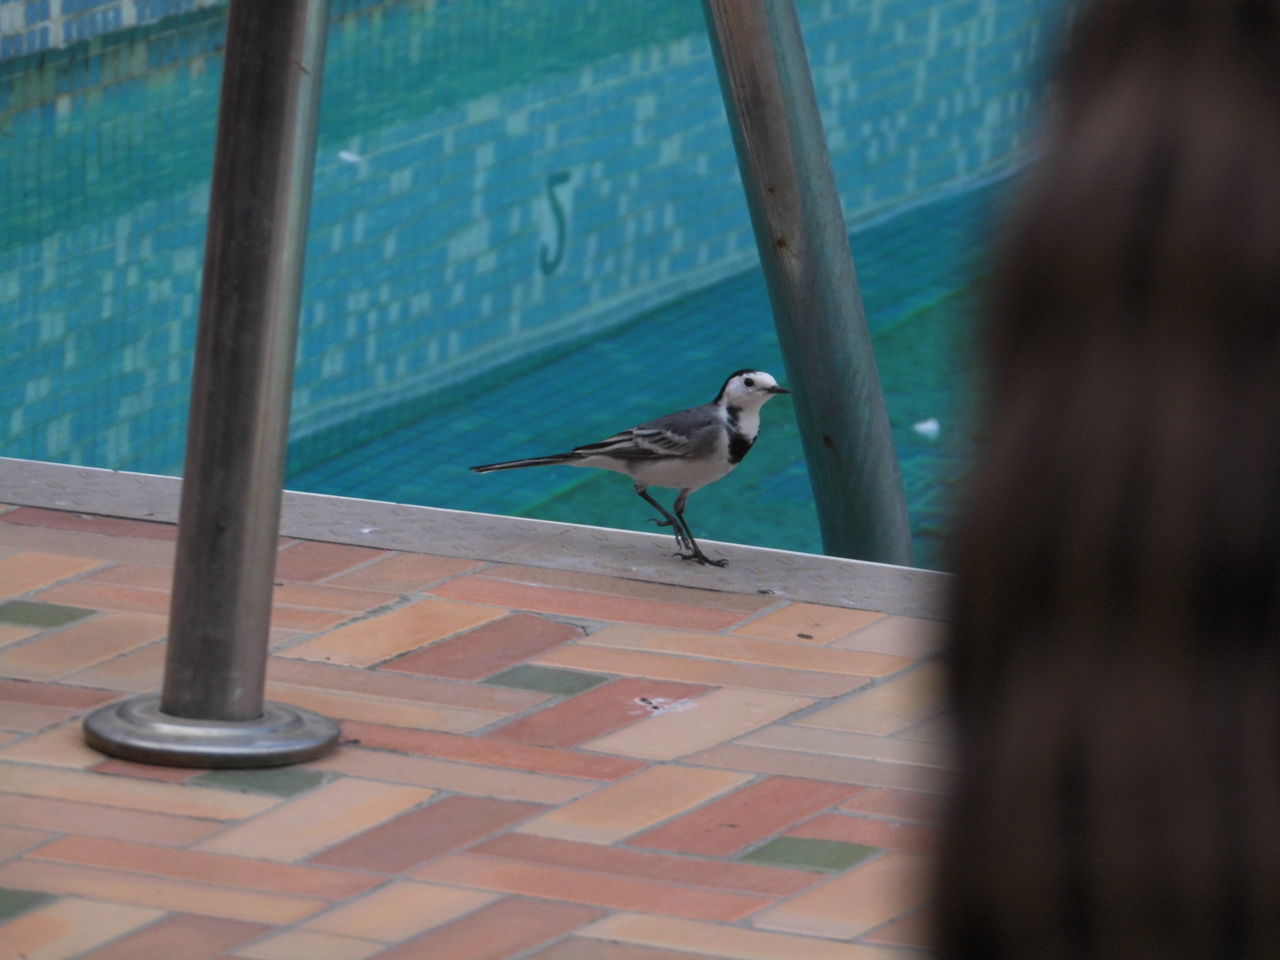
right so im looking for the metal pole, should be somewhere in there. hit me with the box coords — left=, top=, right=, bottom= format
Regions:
left=84, top=0, right=339, bottom=766
left=702, top=0, right=913, bottom=565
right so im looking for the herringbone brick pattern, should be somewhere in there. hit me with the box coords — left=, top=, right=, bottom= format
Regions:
left=0, top=503, right=949, bottom=959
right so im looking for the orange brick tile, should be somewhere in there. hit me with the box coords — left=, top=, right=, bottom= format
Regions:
left=309, top=795, right=545, bottom=872
left=62, top=641, right=166, bottom=691
left=833, top=615, right=948, bottom=657
left=628, top=777, right=861, bottom=857
left=279, top=597, right=505, bottom=667
left=578, top=913, right=914, bottom=960
left=864, top=908, right=935, bottom=949
left=268, top=606, right=352, bottom=632
left=794, top=662, right=947, bottom=736
left=0, top=721, right=105, bottom=767
left=269, top=582, right=398, bottom=611
left=325, top=551, right=484, bottom=592
left=738, top=725, right=951, bottom=770
left=74, top=913, right=272, bottom=960
left=303, top=880, right=498, bottom=943
left=83, top=562, right=173, bottom=590
left=34, top=579, right=170, bottom=615
left=533, top=645, right=868, bottom=698
left=0, top=611, right=167, bottom=681
left=584, top=625, right=914, bottom=677
left=516, top=765, right=752, bottom=844
left=1, top=507, right=178, bottom=540
left=0, top=677, right=119, bottom=708
left=477, top=564, right=776, bottom=614
left=839, top=787, right=945, bottom=823
left=0, top=521, right=177, bottom=565
left=0, top=793, right=223, bottom=846
left=488, top=677, right=710, bottom=749
left=387, top=613, right=580, bottom=680
left=267, top=657, right=545, bottom=714
left=413, top=854, right=772, bottom=921
left=372, top=896, right=603, bottom=960
left=0, top=622, right=41, bottom=648
left=0, top=765, right=280, bottom=819
left=0, top=859, right=325, bottom=924
left=34, top=836, right=383, bottom=899
left=530, top=940, right=711, bottom=960
left=685, top=743, right=949, bottom=793
left=471, top=833, right=819, bottom=898
left=751, top=851, right=931, bottom=939
left=0, top=550, right=103, bottom=597
left=306, top=745, right=596, bottom=806
left=583, top=688, right=812, bottom=760
left=195, top=778, right=434, bottom=861
left=337, top=721, right=645, bottom=781
left=787, top=812, right=938, bottom=855
left=272, top=541, right=388, bottom=582
left=264, top=682, right=501, bottom=731
left=430, top=576, right=748, bottom=631
left=0, top=823, right=51, bottom=859
left=736, top=603, right=883, bottom=645
left=233, top=928, right=383, bottom=960
left=93, top=757, right=206, bottom=783
left=0, top=699, right=76, bottom=731
left=0, top=898, right=162, bottom=960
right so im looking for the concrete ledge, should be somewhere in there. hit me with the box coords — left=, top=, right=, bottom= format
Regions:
left=0, top=457, right=952, bottom=620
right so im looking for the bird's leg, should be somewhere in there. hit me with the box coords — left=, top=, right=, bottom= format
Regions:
left=672, top=491, right=726, bottom=567
left=635, top=486, right=692, bottom=552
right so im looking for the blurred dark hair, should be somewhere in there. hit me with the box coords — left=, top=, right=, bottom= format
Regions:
left=935, top=1, right=1280, bottom=957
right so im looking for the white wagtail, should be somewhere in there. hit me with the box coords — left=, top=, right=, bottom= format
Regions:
left=470, top=369, right=789, bottom=566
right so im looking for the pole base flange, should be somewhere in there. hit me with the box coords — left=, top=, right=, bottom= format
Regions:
left=83, top=694, right=340, bottom=768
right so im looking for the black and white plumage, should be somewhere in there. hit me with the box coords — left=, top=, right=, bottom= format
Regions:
left=470, top=369, right=790, bottom=566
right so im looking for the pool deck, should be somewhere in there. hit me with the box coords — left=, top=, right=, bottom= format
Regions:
left=0, top=459, right=950, bottom=960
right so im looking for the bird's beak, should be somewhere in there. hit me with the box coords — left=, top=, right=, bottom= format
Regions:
left=768, top=385, right=790, bottom=395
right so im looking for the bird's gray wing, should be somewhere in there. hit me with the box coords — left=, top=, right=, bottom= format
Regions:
left=573, top=405, right=720, bottom=460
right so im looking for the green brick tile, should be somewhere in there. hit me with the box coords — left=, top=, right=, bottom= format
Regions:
left=0, top=886, right=56, bottom=922
left=192, top=767, right=327, bottom=797
left=481, top=664, right=608, bottom=696
left=740, top=836, right=879, bottom=873
left=0, top=600, right=95, bottom=628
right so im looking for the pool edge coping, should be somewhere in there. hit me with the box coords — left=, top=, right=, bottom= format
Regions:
left=0, top=457, right=953, bottom=621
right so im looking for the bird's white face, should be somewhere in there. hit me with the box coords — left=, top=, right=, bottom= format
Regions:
left=720, top=369, right=789, bottom=407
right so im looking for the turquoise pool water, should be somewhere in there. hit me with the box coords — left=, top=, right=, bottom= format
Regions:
left=288, top=184, right=994, bottom=570
left=2, top=0, right=1047, bottom=571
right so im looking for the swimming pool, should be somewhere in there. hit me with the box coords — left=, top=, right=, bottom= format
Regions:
left=1, top=0, right=1052, bottom=570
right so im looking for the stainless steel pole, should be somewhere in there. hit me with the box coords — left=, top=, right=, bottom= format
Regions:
left=702, top=0, right=913, bottom=565
left=84, top=0, right=339, bottom=766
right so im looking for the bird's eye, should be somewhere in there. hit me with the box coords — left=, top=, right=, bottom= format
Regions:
left=743, top=377, right=755, bottom=387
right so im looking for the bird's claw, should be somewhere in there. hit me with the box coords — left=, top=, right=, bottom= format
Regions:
left=674, top=550, right=727, bottom=567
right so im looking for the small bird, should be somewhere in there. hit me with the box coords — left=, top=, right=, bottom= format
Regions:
left=470, top=369, right=790, bottom=566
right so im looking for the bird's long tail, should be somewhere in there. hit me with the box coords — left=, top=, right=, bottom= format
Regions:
left=469, top=452, right=581, bottom=473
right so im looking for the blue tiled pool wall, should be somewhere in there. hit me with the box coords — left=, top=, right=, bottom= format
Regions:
left=1, top=0, right=1058, bottom=478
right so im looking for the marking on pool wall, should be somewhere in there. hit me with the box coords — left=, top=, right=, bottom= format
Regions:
left=540, top=170, right=572, bottom=276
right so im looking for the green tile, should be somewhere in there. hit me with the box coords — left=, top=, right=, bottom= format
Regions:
left=740, top=836, right=879, bottom=873
left=0, top=886, right=56, bottom=921
left=481, top=665, right=608, bottom=696
left=0, top=600, right=94, bottom=628
left=192, top=768, right=326, bottom=797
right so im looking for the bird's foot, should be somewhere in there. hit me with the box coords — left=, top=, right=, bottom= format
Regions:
left=674, top=549, right=727, bottom=567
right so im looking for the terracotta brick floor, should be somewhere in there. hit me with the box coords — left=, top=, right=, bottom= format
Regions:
left=0, top=502, right=949, bottom=960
